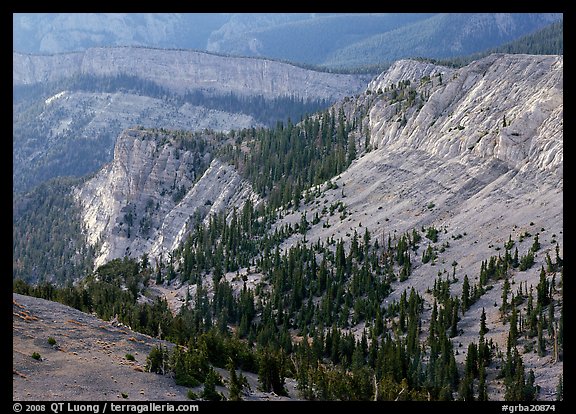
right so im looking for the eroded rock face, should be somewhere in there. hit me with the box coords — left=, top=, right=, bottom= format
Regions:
left=13, top=47, right=369, bottom=101
left=272, top=55, right=562, bottom=398
left=367, top=59, right=455, bottom=92
left=368, top=54, right=562, bottom=177
left=74, top=128, right=260, bottom=267
left=13, top=47, right=369, bottom=193
left=13, top=90, right=260, bottom=193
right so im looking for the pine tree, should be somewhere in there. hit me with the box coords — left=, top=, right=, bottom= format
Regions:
left=155, top=261, right=163, bottom=285
left=537, top=314, right=545, bottom=357
left=536, top=266, right=550, bottom=307
left=477, top=361, right=488, bottom=401
left=501, top=278, right=510, bottom=317
left=461, top=275, right=470, bottom=313
left=465, top=342, right=479, bottom=379
left=508, top=305, right=518, bottom=348
left=512, top=247, right=519, bottom=268
left=450, top=300, right=459, bottom=338
left=227, top=359, right=242, bottom=401
left=202, top=368, right=223, bottom=401
left=531, top=233, right=540, bottom=252
left=523, top=370, right=537, bottom=401
left=458, top=374, right=474, bottom=401
left=479, top=307, right=488, bottom=339
left=258, top=348, right=286, bottom=395
left=146, top=345, right=168, bottom=374
left=347, top=135, right=357, bottom=165
left=555, top=244, right=563, bottom=268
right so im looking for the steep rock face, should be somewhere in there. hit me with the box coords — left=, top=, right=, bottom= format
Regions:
left=367, top=59, right=454, bottom=91
left=13, top=90, right=259, bottom=193
left=368, top=54, right=562, bottom=177
left=74, top=128, right=260, bottom=267
left=281, top=54, right=562, bottom=286
left=13, top=47, right=369, bottom=101
left=13, top=51, right=84, bottom=85
left=273, top=54, right=562, bottom=398
left=37, top=91, right=259, bottom=138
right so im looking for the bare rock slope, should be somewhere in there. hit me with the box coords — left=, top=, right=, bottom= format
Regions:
left=272, top=54, right=562, bottom=399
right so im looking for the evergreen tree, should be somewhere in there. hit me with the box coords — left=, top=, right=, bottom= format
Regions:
left=536, top=266, right=550, bottom=307
left=523, top=370, right=537, bottom=401
left=537, top=314, right=545, bottom=357
left=477, top=361, right=488, bottom=401
left=348, top=135, right=357, bottom=164
left=465, top=342, right=479, bottom=379
left=508, top=305, right=518, bottom=348
left=227, top=359, right=242, bottom=401
left=479, top=307, right=488, bottom=339
left=202, top=368, right=223, bottom=401
left=531, top=233, right=540, bottom=252
left=501, top=278, right=510, bottom=317
left=461, top=275, right=470, bottom=313
left=146, top=345, right=168, bottom=375
left=458, top=374, right=474, bottom=401
left=258, top=347, right=286, bottom=395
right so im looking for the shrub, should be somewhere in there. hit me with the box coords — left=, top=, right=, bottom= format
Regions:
left=126, top=354, right=135, bottom=361
left=32, top=352, right=41, bottom=360
left=47, top=337, right=56, bottom=346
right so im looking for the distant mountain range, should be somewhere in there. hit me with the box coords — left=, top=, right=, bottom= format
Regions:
left=13, top=13, right=562, bottom=70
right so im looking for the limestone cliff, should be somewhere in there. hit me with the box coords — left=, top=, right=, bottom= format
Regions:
left=74, top=128, right=260, bottom=267
left=367, top=54, right=562, bottom=176
left=273, top=53, right=562, bottom=398
left=13, top=47, right=369, bottom=101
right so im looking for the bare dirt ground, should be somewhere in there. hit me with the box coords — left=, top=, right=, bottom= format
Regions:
left=13, top=293, right=190, bottom=401
left=13, top=293, right=298, bottom=401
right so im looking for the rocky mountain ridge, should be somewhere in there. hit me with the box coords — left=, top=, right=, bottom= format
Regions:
left=14, top=52, right=563, bottom=401
left=14, top=13, right=561, bottom=70
left=366, top=54, right=562, bottom=175
left=74, top=52, right=562, bottom=286
left=74, top=127, right=261, bottom=268
left=13, top=46, right=369, bottom=194
left=265, top=53, right=562, bottom=399
left=13, top=47, right=369, bottom=101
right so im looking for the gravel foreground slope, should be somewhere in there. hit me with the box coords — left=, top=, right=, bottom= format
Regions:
left=13, top=293, right=298, bottom=401
left=13, top=293, right=190, bottom=401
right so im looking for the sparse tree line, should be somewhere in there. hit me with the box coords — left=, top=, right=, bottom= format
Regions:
left=13, top=67, right=563, bottom=401
left=219, top=107, right=361, bottom=213
left=14, top=206, right=563, bottom=400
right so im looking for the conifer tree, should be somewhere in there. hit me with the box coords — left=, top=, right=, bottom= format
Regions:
left=461, top=275, right=470, bottom=313
left=227, top=359, right=242, bottom=401
left=458, top=374, right=474, bottom=401
left=536, top=266, right=550, bottom=307
left=531, top=233, right=540, bottom=252
left=477, top=361, right=488, bottom=401
left=508, top=305, right=518, bottom=348
left=479, top=307, right=488, bottom=339
left=202, top=368, right=223, bottom=401
left=501, top=278, right=510, bottom=317
left=537, top=314, right=545, bottom=357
